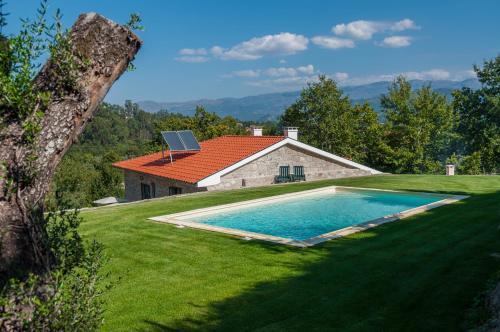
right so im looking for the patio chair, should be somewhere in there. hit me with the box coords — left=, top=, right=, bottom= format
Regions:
left=292, top=166, right=306, bottom=181
left=275, top=166, right=292, bottom=183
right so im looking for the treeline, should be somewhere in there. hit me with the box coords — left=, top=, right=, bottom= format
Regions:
left=282, top=55, right=499, bottom=175
left=50, top=55, right=499, bottom=208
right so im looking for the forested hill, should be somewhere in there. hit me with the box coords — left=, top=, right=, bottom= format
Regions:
left=137, top=79, right=479, bottom=121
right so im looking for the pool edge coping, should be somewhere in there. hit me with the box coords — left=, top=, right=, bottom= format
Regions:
left=148, top=186, right=469, bottom=248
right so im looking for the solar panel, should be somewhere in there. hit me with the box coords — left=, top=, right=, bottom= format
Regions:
left=161, top=131, right=185, bottom=151
left=178, top=130, right=201, bottom=151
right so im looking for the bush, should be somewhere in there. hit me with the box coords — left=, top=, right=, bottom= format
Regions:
left=0, top=210, right=108, bottom=331
left=459, top=152, right=483, bottom=175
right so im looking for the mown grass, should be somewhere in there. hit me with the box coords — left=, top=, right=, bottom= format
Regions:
left=79, top=175, right=500, bottom=331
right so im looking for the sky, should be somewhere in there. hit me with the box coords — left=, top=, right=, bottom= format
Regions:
left=3, top=0, right=500, bottom=104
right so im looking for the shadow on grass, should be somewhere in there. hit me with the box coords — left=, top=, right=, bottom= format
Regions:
left=141, top=191, right=500, bottom=331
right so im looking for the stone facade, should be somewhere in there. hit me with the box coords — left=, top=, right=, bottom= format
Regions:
left=207, top=144, right=371, bottom=191
left=123, top=143, right=372, bottom=201
left=123, top=170, right=203, bottom=201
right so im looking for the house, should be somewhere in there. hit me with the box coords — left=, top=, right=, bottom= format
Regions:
left=112, top=127, right=381, bottom=201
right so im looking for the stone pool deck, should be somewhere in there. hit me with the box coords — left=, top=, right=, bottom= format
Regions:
left=149, top=186, right=469, bottom=247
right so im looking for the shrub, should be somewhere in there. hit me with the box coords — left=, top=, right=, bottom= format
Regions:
left=459, top=152, right=483, bottom=175
left=0, top=210, right=109, bottom=331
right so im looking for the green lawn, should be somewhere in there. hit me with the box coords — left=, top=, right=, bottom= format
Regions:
left=80, top=175, right=500, bottom=331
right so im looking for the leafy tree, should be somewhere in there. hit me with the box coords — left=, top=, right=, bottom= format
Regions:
left=192, top=105, right=246, bottom=139
left=152, top=105, right=246, bottom=144
left=281, top=75, right=382, bottom=164
left=380, top=76, right=455, bottom=173
left=351, top=102, right=385, bottom=167
left=453, top=55, right=500, bottom=173
left=90, top=151, right=124, bottom=200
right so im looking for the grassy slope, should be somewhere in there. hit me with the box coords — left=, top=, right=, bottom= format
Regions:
left=79, top=175, right=500, bottom=331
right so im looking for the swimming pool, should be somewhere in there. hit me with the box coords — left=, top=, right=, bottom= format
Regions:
left=150, top=187, right=466, bottom=247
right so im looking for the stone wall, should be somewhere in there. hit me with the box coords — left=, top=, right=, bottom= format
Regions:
left=123, top=170, right=203, bottom=201
left=207, top=144, right=371, bottom=191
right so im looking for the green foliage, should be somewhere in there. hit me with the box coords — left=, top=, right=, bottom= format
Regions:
left=153, top=105, right=246, bottom=143
left=45, top=209, right=85, bottom=272
left=453, top=55, right=500, bottom=173
left=1, top=210, right=108, bottom=331
left=0, top=0, right=81, bottom=143
left=459, top=151, right=483, bottom=175
left=379, top=76, right=456, bottom=173
left=125, top=13, right=144, bottom=31
left=281, top=75, right=382, bottom=164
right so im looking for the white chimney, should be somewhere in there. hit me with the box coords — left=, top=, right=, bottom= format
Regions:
left=251, top=126, right=263, bottom=136
left=283, top=127, right=298, bottom=140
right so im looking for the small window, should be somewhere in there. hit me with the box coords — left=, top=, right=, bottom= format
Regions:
left=151, top=182, right=156, bottom=198
left=141, top=183, right=151, bottom=200
left=169, top=186, right=182, bottom=196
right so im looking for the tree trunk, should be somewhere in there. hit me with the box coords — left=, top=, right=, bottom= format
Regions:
left=0, top=13, right=141, bottom=279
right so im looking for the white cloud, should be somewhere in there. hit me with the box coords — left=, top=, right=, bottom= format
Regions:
left=404, top=69, right=451, bottom=80
left=178, top=48, right=207, bottom=55
left=264, top=64, right=315, bottom=77
left=339, top=68, right=475, bottom=86
left=265, top=67, right=297, bottom=77
left=227, top=64, right=315, bottom=79
left=279, top=59, right=287, bottom=64
left=333, top=72, right=349, bottom=81
left=333, top=20, right=382, bottom=40
left=391, top=18, right=418, bottom=31
left=311, top=36, right=355, bottom=49
left=174, top=56, right=210, bottom=63
left=378, top=36, right=412, bottom=48
left=454, top=70, right=477, bottom=80
left=333, top=19, right=419, bottom=40
left=211, top=32, right=309, bottom=60
left=247, top=75, right=319, bottom=89
left=226, top=64, right=318, bottom=90
left=231, top=69, right=261, bottom=78
left=297, top=64, right=315, bottom=75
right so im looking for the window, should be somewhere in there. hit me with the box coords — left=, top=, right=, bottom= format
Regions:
left=141, top=183, right=151, bottom=200
left=169, top=186, right=182, bottom=196
left=151, top=182, right=156, bottom=198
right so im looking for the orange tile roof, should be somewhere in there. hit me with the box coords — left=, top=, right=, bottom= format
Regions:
left=113, top=135, right=285, bottom=184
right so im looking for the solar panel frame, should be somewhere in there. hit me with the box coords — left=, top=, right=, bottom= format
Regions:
left=161, top=131, right=185, bottom=151
left=178, top=130, right=201, bottom=151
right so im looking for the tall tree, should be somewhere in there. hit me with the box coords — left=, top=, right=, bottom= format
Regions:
left=380, top=76, right=455, bottom=173
left=0, top=12, right=141, bottom=278
left=281, top=75, right=381, bottom=164
left=453, top=55, right=500, bottom=173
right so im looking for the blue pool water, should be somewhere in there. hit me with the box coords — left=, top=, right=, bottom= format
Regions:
left=194, top=189, right=443, bottom=241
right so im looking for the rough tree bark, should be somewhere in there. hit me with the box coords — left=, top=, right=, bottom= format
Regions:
left=0, top=13, right=141, bottom=279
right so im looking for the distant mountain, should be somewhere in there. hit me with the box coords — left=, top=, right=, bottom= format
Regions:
left=137, top=79, right=480, bottom=121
